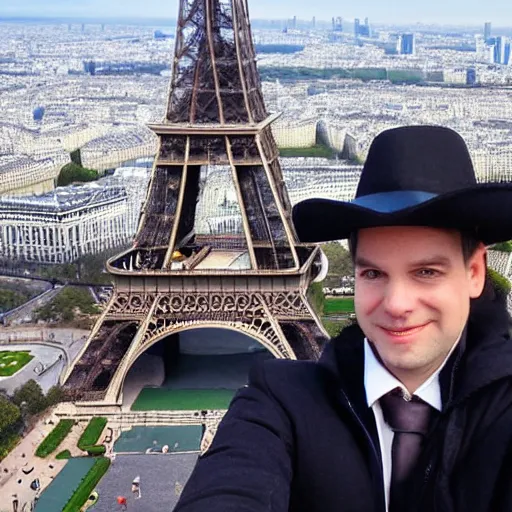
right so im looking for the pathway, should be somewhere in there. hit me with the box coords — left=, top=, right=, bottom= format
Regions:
left=0, top=412, right=66, bottom=511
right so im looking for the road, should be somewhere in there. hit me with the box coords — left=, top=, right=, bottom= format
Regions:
left=0, top=327, right=90, bottom=394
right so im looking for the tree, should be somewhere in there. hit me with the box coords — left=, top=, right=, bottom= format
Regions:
left=0, top=395, right=21, bottom=462
left=491, top=241, right=512, bottom=253
left=0, top=396, right=21, bottom=436
left=45, top=386, right=64, bottom=407
left=35, top=286, right=99, bottom=324
left=321, top=242, right=354, bottom=286
left=307, top=282, right=325, bottom=316
left=70, top=148, right=83, bottom=166
left=488, top=268, right=512, bottom=298
left=12, top=380, right=46, bottom=416
left=57, top=162, right=98, bottom=187
left=0, top=289, right=31, bottom=313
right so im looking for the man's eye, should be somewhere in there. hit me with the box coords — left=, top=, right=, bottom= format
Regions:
left=418, top=269, right=438, bottom=277
left=361, top=269, right=380, bottom=279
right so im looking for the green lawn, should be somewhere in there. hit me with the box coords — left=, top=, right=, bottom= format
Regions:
left=36, top=419, right=74, bottom=458
left=132, top=388, right=235, bottom=411
left=0, top=351, right=34, bottom=377
left=279, top=144, right=337, bottom=159
left=324, top=297, right=355, bottom=315
left=77, top=417, right=107, bottom=451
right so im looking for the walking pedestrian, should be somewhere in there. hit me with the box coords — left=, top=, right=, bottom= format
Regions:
left=117, top=495, right=127, bottom=510
left=132, top=475, right=141, bottom=499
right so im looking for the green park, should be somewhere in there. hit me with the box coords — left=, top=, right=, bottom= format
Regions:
left=0, top=351, right=34, bottom=377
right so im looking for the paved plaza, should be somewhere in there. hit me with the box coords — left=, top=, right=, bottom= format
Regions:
left=95, top=453, right=198, bottom=512
left=0, top=327, right=89, bottom=394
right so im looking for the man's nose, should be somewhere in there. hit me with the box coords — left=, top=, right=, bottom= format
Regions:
left=382, top=279, right=413, bottom=317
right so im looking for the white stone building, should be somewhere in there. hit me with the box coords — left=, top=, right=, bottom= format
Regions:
left=80, top=127, right=157, bottom=172
left=0, top=155, right=68, bottom=196
left=0, top=182, right=129, bottom=263
left=472, top=144, right=512, bottom=183
left=271, top=117, right=318, bottom=148
left=108, top=166, right=152, bottom=235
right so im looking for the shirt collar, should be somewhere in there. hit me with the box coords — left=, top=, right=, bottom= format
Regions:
left=364, top=331, right=463, bottom=411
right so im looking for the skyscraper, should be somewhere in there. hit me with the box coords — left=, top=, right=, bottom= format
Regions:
left=484, top=22, right=492, bottom=43
left=494, top=36, right=510, bottom=65
left=354, top=17, right=371, bottom=38
left=333, top=17, right=343, bottom=32
left=364, top=17, right=372, bottom=37
left=399, top=33, right=415, bottom=55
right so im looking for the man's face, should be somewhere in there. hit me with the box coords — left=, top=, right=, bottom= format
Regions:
left=354, top=226, right=486, bottom=388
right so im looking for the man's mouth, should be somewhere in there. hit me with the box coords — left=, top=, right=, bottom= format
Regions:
left=381, top=323, right=430, bottom=337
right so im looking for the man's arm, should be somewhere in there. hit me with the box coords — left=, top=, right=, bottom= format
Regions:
left=174, top=361, right=294, bottom=512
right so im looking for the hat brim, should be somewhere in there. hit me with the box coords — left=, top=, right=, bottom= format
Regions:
left=292, top=183, right=512, bottom=245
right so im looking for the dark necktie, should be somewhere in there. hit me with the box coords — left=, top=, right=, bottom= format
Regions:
left=380, top=388, right=436, bottom=511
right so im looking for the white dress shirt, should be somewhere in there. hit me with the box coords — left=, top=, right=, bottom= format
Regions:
left=364, top=338, right=458, bottom=510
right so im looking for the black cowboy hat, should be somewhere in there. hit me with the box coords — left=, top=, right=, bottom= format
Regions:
left=292, top=125, right=512, bottom=245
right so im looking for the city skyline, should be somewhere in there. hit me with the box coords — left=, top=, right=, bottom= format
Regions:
left=1, top=0, right=512, bottom=26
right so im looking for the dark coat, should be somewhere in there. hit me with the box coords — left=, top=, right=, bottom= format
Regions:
left=175, top=297, right=512, bottom=512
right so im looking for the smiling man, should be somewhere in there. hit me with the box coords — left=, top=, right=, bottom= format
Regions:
left=353, top=225, right=485, bottom=394
left=175, top=126, right=512, bottom=512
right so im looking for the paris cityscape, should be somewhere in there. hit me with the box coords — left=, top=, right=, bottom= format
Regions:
left=1, top=0, right=512, bottom=510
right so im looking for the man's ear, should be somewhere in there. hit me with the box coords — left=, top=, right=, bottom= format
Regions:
left=468, top=244, right=487, bottom=299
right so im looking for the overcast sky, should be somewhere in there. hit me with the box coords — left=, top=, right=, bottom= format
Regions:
left=1, top=0, right=511, bottom=26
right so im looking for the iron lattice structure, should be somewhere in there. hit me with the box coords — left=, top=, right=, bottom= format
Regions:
left=62, top=0, right=327, bottom=404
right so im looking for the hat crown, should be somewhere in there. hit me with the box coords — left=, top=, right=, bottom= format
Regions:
left=357, top=126, right=477, bottom=198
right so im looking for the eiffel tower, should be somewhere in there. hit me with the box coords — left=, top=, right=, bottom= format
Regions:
left=62, top=0, right=327, bottom=404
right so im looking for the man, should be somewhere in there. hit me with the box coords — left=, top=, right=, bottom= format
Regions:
left=174, top=126, right=512, bottom=511
left=132, top=475, right=141, bottom=499
left=117, top=495, right=128, bottom=511
left=12, top=494, right=19, bottom=512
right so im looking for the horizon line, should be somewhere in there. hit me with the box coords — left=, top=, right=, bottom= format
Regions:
left=0, top=14, right=507, bottom=29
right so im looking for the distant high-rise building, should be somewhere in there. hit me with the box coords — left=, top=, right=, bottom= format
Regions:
left=494, top=36, right=510, bottom=65
left=333, top=17, right=343, bottom=32
left=81, top=23, right=85, bottom=32
left=399, top=33, right=415, bottom=55
left=354, top=17, right=371, bottom=38
left=293, top=15, right=297, bottom=30
left=312, top=16, right=316, bottom=29
left=484, top=22, right=492, bottom=43
left=365, top=18, right=372, bottom=37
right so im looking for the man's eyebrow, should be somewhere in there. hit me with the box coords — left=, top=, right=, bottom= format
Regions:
left=354, top=255, right=453, bottom=268
left=354, top=256, right=378, bottom=268
left=410, top=256, right=453, bottom=268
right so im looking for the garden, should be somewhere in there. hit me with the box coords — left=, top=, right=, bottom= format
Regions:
left=0, top=351, right=34, bottom=377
